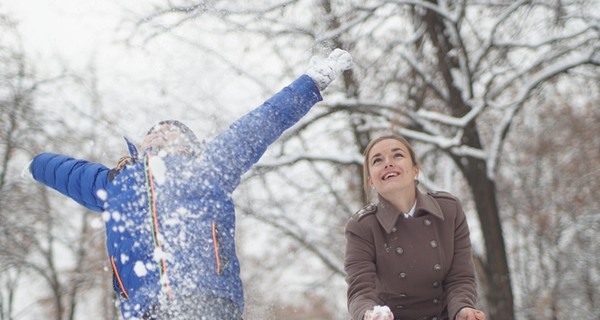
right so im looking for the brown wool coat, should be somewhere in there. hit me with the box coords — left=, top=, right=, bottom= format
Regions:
left=345, top=189, right=477, bottom=320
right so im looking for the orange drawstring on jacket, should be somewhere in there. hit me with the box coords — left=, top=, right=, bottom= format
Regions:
left=144, top=154, right=173, bottom=298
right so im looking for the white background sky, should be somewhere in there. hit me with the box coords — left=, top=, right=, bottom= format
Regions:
left=5, top=0, right=269, bottom=144
left=7, top=0, right=122, bottom=69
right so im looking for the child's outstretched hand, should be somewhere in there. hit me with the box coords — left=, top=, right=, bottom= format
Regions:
left=306, top=48, right=353, bottom=90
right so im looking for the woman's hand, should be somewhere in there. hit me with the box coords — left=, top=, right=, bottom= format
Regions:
left=364, top=305, right=393, bottom=320
left=455, top=307, right=486, bottom=320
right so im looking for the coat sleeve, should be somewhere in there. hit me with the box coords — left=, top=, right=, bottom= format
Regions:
left=30, top=152, right=110, bottom=212
left=443, top=198, right=478, bottom=319
left=203, top=75, right=322, bottom=193
left=345, top=217, right=378, bottom=320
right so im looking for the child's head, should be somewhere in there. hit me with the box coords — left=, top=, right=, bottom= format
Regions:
left=141, top=120, right=201, bottom=156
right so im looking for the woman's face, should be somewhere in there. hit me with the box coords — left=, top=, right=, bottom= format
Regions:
left=367, top=138, right=419, bottom=196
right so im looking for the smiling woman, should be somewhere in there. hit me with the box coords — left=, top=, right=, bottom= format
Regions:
left=345, top=134, right=486, bottom=320
left=363, top=135, right=420, bottom=214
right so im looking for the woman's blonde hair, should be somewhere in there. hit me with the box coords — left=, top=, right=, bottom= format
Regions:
left=362, top=134, right=420, bottom=201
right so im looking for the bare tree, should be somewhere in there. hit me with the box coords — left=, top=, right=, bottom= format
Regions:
left=0, top=12, right=47, bottom=320
left=0, top=12, right=124, bottom=319
left=122, top=1, right=599, bottom=319
left=500, top=87, right=600, bottom=319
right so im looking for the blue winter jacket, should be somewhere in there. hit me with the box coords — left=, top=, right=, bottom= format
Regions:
left=30, top=75, right=322, bottom=319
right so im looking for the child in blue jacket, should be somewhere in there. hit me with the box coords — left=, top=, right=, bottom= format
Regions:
left=30, top=49, right=352, bottom=320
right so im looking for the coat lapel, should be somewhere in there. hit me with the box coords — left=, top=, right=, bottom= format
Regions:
left=375, top=189, right=445, bottom=233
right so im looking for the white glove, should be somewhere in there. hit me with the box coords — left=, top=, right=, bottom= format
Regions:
left=306, top=48, right=353, bottom=90
left=364, top=305, right=393, bottom=320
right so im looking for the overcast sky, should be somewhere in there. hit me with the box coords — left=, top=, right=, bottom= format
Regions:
left=7, top=0, right=121, bottom=66
left=5, top=0, right=268, bottom=144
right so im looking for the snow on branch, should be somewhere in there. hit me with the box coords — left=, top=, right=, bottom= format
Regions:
left=494, top=48, right=598, bottom=108
left=359, top=123, right=488, bottom=160
left=488, top=36, right=598, bottom=100
left=326, top=99, right=408, bottom=114
left=274, top=100, right=403, bottom=144
left=492, top=26, right=596, bottom=49
left=487, top=47, right=598, bottom=179
left=398, top=127, right=487, bottom=159
left=255, top=152, right=363, bottom=169
left=415, top=101, right=484, bottom=127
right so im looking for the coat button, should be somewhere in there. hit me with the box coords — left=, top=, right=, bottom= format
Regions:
left=429, top=240, right=438, bottom=248
left=433, top=263, right=441, bottom=271
left=398, top=272, right=407, bottom=279
left=395, top=247, right=404, bottom=255
left=432, top=281, right=440, bottom=288
left=432, top=298, right=440, bottom=304
left=392, top=227, right=397, bottom=232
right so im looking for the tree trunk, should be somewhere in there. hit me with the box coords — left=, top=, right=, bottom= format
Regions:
left=422, top=2, right=515, bottom=318
left=464, top=157, right=515, bottom=320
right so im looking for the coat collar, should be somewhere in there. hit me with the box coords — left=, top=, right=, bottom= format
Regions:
left=375, top=189, right=445, bottom=233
